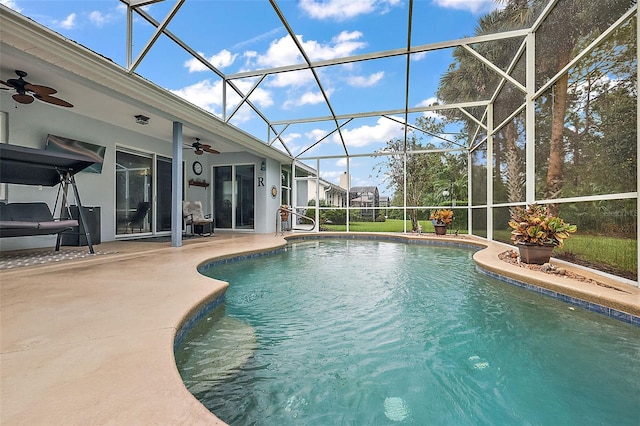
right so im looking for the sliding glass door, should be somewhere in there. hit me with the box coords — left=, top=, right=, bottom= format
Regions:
left=236, top=164, right=255, bottom=229
left=116, top=149, right=152, bottom=235
left=214, top=164, right=254, bottom=230
left=115, top=149, right=174, bottom=236
left=156, top=156, right=173, bottom=232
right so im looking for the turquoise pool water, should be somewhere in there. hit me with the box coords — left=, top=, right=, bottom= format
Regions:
left=175, top=240, right=640, bottom=425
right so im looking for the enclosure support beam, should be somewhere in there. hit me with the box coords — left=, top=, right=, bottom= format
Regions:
left=346, top=158, right=351, bottom=232
left=486, top=104, right=494, bottom=241
left=467, top=150, right=473, bottom=235
left=525, top=32, right=536, bottom=204
left=636, top=9, right=640, bottom=286
left=402, top=153, right=407, bottom=234
left=171, top=121, right=183, bottom=248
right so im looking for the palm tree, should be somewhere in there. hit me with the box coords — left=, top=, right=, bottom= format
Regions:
left=439, top=0, right=634, bottom=213
left=437, top=3, right=526, bottom=206
left=496, top=0, right=634, bottom=211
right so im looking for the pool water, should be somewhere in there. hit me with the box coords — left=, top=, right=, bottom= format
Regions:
left=175, top=240, right=640, bottom=425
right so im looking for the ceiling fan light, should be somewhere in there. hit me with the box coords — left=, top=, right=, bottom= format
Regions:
left=135, top=114, right=150, bottom=125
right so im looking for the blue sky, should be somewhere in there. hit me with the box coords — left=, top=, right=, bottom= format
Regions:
left=2, top=0, right=501, bottom=189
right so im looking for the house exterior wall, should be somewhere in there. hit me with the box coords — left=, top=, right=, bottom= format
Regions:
left=0, top=96, right=280, bottom=251
left=306, top=180, right=347, bottom=207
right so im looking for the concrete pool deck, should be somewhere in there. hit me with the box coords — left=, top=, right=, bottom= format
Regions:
left=1, top=233, right=638, bottom=424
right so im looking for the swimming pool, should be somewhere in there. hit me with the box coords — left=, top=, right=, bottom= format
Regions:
left=175, top=239, right=640, bottom=425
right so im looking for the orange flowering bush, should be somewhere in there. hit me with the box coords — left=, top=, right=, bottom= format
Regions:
left=430, top=209, right=454, bottom=226
left=508, top=204, right=577, bottom=248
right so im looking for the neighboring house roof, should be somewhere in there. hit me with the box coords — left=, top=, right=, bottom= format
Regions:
left=350, top=186, right=378, bottom=194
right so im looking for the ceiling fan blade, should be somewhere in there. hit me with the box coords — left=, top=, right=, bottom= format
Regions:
left=25, top=83, right=57, bottom=96
left=12, top=93, right=34, bottom=104
left=194, top=149, right=204, bottom=155
left=35, top=94, right=73, bottom=108
left=203, top=146, right=220, bottom=154
left=0, top=80, right=12, bottom=90
left=199, top=143, right=220, bottom=154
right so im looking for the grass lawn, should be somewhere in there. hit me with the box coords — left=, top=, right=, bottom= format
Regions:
left=323, top=219, right=467, bottom=233
left=555, top=234, right=637, bottom=279
left=493, top=230, right=636, bottom=280
left=324, top=224, right=637, bottom=279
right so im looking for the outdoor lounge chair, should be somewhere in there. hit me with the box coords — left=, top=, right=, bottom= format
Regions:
left=182, top=200, right=214, bottom=236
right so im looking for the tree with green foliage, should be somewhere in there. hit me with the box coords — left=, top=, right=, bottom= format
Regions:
left=439, top=0, right=634, bottom=214
left=497, top=0, right=634, bottom=211
left=561, top=16, right=637, bottom=197
left=437, top=1, right=526, bottom=207
left=376, top=116, right=467, bottom=231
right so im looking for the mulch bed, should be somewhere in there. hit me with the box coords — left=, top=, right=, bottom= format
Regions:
left=498, top=249, right=630, bottom=293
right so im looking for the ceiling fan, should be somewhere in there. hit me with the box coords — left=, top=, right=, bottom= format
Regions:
left=186, top=138, right=219, bottom=155
left=0, top=70, right=73, bottom=108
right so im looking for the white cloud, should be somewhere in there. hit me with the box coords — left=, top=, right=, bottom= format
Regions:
left=336, top=158, right=347, bottom=167
left=279, top=132, right=303, bottom=153
left=416, top=96, right=445, bottom=119
left=284, top=90, right=328, bottom=109
left=171, top=79, right=223, bottom=115
left=209, top=50, right=237, bottom=69
left=256, top=34, right=303, bottom=68
left=232, top=27, right=284, bottom=50
left=334, top=116, right=406, bottom=148
left=316, top=31, right=367, bottom=60
left=306, top=128, right=331, bottom=141
left=352, top=174, right=376, bottom=187
left=320, top=169, right=346, bottom=183
left=54, top=13, right=76, bottom=30
left=348, top=71, right=384, bottom=88
left=269, top=69, right=315, bottom=88
left=411, top=51, right=428, bottom=61
left=250, top=31, right=366, bottom=90
left=233, top=79, right=273, bottom=109
left=433, top=0, right=501, bottom=14
left=416, top=97, right=439, bottom=108
left=88, top=10, right=115, bottom=27
left=185, top=49, right=238, bottom=72
left=171, top=77, right=273, bottom=123
left=281, top=132, right=302, bottom=145
left=243, top=51, right=258, bottom=60
left=255, top=31, right=366, bottom=69
left=299, top=0, right=401, bottom=20
left=0, top=0, right=21, bottom=12
left=287, top=128, right=333, bottom=156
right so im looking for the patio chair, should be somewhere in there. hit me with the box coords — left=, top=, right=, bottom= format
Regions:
left=182, top=200, right=214, bottom=236
left=123, top=201, right=150, bottom=233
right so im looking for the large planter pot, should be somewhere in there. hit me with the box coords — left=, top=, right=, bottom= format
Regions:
left=434, top=224, right=447, bottom=235
left=517, top=243, right=554, bottom=265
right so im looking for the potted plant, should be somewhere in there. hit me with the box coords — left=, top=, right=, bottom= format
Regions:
left=279, top=205, right=290, bottom=222
left=508, top=204, right=577, bottom=264
left=430, top=209, right=453, bottom=235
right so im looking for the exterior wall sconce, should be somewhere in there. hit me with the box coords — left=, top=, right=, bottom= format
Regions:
left=260, top=160, right=266, bottom=171
left=135, top=114, right=150, bottom=125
